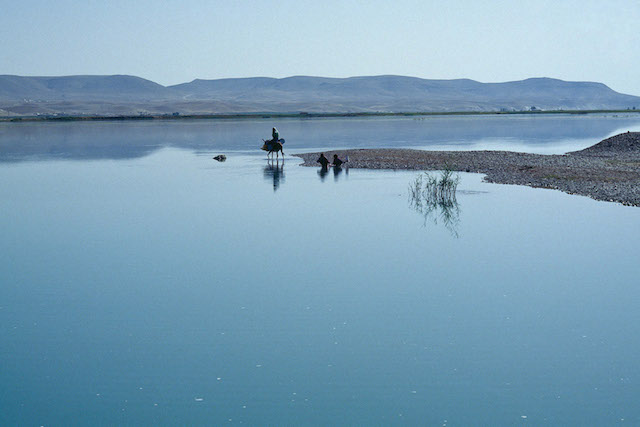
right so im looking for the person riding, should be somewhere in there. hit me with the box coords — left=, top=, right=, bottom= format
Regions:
left=263, top=127, right=280, bottom=152
left=332, top=154, right=344, bottom=167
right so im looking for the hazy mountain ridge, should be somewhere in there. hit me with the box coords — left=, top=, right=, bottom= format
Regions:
left=1, top=74, right=639, bottom=116
left=0, top=75, right=170, bottom=101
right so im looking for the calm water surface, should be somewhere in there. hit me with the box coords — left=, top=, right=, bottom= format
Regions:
left=1, top=115, right=640, bottom=425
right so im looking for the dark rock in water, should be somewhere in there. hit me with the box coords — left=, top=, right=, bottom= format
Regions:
left=213, top=155, right=227, bottom=162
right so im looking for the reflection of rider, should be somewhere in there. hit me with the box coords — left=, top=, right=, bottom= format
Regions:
left=264, top=159, right=285, bottom=191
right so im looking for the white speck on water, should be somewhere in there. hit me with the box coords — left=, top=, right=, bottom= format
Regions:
left=256, top=364, right=262, bottom=368
left=582, top=335, right=587, bottom=338
left=195, top=397, right=204, bottom=402
left=217, top=377, right=222, bottom=381
left=139, top=387, right=143, bottom=390
left=411, top=390, right=417, bottom=394
left=96, top=393, right=100, bottom=397
left=334, top=341, right=338, bottom=344
left=154, top=403, right=158, bottom=406
left=242, top=405, right=246, bottom=409
left=521, top=415, right=527, bottom=419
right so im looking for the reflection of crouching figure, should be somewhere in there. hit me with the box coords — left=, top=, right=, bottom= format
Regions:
left=317, top=153, right=329, bottom=168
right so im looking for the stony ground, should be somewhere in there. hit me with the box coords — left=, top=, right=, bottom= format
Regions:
left=294, top=131, right=640, bottom=206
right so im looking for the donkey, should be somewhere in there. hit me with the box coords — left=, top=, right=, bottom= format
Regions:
left=261, top=140, right=285, bottom=159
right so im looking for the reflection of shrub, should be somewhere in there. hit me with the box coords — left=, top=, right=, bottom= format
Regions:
left=409, top=169, right=461, bottom=237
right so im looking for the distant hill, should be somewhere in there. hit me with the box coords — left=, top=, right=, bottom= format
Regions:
left=0, top=75, right=168, bottom=101
left=1, top=74, right=639, bottom=116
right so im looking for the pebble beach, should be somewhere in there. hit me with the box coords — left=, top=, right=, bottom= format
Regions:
left=295, top=131, right=640, bottom=206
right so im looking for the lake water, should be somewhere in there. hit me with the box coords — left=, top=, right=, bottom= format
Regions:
left=2, top=114, right=640, bottom=425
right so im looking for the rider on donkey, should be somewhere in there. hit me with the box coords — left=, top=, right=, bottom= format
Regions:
left=262, top=127, right=285, bottom=159
left=265, top=127, right=280, bottom=151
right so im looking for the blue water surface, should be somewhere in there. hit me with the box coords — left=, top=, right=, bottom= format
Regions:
left=1, top=114, right=640, bottom=425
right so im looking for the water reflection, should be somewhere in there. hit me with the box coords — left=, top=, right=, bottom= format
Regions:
left=264, top=159, right=285, bottom=191
left=316, top=165, right=349, bottom=182
left=412, top=198, right=461, bottom=237
left=408, top=175, right=462, bottom=237
left=318, top=165, right=329, bottom=181
left=333, top=165, right=349, bottom=181
left=2, top=113, right=640, bottom=162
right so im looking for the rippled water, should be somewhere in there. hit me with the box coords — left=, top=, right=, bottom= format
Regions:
left=1, top=114, right=640, bottom=425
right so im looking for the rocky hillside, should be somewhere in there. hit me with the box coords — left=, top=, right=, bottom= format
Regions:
left=1, top=74, right=640, bottom=116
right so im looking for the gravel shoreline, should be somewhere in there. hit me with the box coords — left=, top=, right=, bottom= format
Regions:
left=294, top=132, right=640, bottom=206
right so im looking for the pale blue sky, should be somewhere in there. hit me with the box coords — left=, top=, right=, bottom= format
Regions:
left=2, top=0, right=639, bottom=95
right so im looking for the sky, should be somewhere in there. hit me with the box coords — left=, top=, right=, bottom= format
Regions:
left=2, top=0, right=640, bottom=95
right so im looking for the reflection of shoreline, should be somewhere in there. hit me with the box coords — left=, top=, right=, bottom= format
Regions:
left=2, top=115, right=640, bottom=163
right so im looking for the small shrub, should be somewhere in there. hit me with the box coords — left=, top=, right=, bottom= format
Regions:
left=408, top=168, right=461, bottom=237
left=419, top=168, right=460, bottom=204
